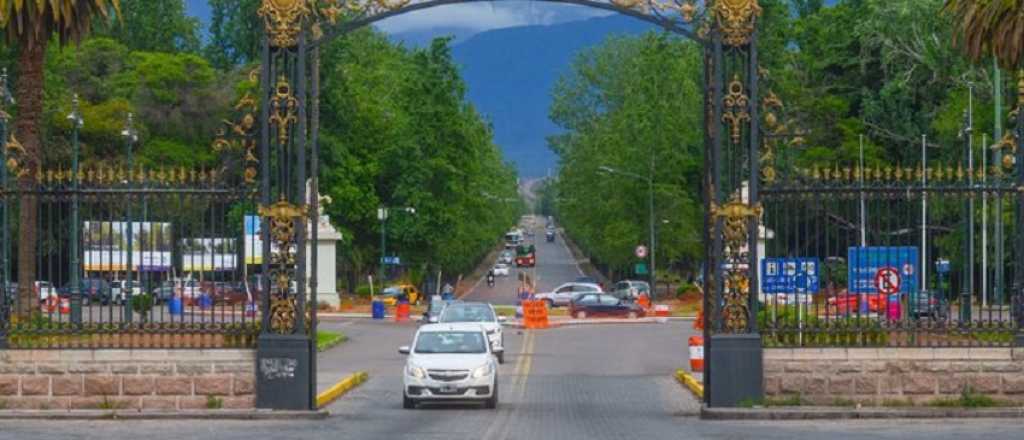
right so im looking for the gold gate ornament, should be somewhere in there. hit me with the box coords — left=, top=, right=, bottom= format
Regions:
left=713, top=0, right=761, bottom=47
left=259, top=0, right=311, bottom=48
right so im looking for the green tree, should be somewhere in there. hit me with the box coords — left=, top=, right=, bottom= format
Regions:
left=0, top=0, right=120, bottom=318
left=204, top=0, right=262, bottom=69
left=92, top=0, right=200, bottom=53
left=944, top=0, right=1024, bottom=69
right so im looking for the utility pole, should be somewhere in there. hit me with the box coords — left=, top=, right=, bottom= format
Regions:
left=982, top=133, right=987, bottom=309
left=860, top=134, right=867, bottom=247
left=649, top=149, right=657, bottom=301
left=68, top=96, right=84, bottom=324
left=993, top=60, right=1005, bottom=305
left=921, top=134, right=927, bottom=294
left=0, top=69, right=12, bottom=348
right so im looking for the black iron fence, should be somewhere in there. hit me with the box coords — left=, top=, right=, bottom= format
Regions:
left=0, top=172, right=261, bottom=349
left=759, top=164, right=1023, bottom=347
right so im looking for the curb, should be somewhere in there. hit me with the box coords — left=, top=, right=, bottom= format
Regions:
left=675, top=369, right=704, bottom=400
left=316, top=371, right=369, bottom=408
left=0, top=409, right=329, bottom=420
left=700, top=406, right=1024, bottom=420
left=316, top=332, right=348, bottom=352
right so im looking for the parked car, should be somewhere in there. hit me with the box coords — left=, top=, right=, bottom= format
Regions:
left=611, top=280, right=650, bottom=300
left=399, top=323, right=500, bottom=409
left=492, top=263, right=510, bottom=277
left=110, top=280, right=143, bottom=305
left=437, top=302, right=507, bottom=363
left=153, top=279, right=202, bottom=304
left=826, top=292, right=887, bottom=315
left=34, top=281, right=57, bottom=302
left=569, top=293, right=645, bottom=320
left=380, top=284, right=422, bottom=306
left=533, top=282, right=603, bottom=308
left=203, top=281, right=248, bottom=305
left=909, top=290, right=947, bottom=320
left=575, top=276, right=605, bottom=291
left=58, top=278, right=112, bottom=305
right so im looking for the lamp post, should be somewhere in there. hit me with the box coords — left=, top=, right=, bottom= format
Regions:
left=121, top=113, right=138, bottom=321
left=68, top=95, right=84, bottom=324
left=0, top=69, right=12, bottom=348
left=599, top=165, right=656, bottom=300
left=378, top=206, right=415, bottom=284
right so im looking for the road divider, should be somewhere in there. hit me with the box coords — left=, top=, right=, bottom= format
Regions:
left=316, top=371, right=369, bottom=408
left=675, top=369, right=704, bottom=400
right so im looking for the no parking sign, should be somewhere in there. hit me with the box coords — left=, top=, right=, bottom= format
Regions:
left=848, top=247, right=918, bottom=294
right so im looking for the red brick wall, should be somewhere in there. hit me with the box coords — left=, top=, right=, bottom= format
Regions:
left=0, top=349, right=255, bottom=410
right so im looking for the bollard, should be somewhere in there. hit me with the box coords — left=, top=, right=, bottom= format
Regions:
left=688, top=336, right=704, bottom=373
left=395, top=302, right=410, bottom=322
left=371, top=300, right=385, bottom=320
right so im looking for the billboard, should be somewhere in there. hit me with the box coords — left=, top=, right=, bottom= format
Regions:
left=181, top=238, right=238, bottom=272
left=761, top=258, right=820, bottom=294
left=83, top=221, right=172, bottom=272
left=848, top=247, right=919, bottom=294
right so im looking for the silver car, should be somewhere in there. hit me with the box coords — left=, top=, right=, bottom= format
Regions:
left=533, top=282, right=603, bottom=308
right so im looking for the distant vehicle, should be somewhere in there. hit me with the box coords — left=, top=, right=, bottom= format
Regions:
left=575, top=276, right=605, bottom=292
left=380, top=284, right=422, bottom=306
left=438, top=302, right=506, bottom=364
left=110, top=280, right=143, bottom=305
left=421, top=297, right=457, bottom=325
left=909, top=290, right=947, bottom=320
left=202, top=281, right=247, bottom=305
left=545, top=230, right=555, bottom=243
left=34, top=281, right=56, bottom=302
left=399, top=323, right=500, bottom=409
left=569, top=293, right=645, bottom=320
left=611, top=280, right=650, bottom=300
left=504, top=230, right=523, bottom=249
left=515, top=244, right=536, bottom=268
left=492, top=263, right=510, bottom=277
left=534, top=282, right=603, bottom=308
left=58, top=278, right=112, bottom=305
left=499, top=250, right=514, bottom=265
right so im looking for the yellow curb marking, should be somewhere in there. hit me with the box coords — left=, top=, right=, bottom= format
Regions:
left=316, top=371, right=369, bottom=408
left=675, top=369, right=704, bottom=400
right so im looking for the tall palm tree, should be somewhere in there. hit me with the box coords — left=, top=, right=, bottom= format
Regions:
left=944, top=0, right=1024, bottom=69
left=0, top=0, right=120, bottom=317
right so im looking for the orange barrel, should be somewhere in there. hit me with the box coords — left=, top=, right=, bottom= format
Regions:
left=395, top=303, right=410, bottom=322
left=59, top=297, right=71, bottom=315
left=688, top=336, right=704, bottom=372
left=637, top=295, right=651, bottom=310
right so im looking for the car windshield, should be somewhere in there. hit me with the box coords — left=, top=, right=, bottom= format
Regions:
left=414, top=331, right=487, bottom=354
left=440, top=305, right=495, bottom=323
left=381, top=287, right=401, bottom=296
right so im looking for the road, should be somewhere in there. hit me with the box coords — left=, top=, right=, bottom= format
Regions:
left=462, top=222, right=582, bottom=305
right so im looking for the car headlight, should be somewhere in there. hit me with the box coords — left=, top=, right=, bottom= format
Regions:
left=406, top=365, right=426, bottom=379
left=471, top=364, right=493, bottom=379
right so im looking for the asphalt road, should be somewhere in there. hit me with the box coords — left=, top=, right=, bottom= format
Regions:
left=462, top=221, right=582, bottom=306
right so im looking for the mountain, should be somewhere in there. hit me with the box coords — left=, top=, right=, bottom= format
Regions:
left=448, top=15, right=656, bottom=178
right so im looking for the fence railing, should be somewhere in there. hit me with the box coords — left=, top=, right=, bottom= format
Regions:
left=758, top=166, right=1023, bottom=347
left=0, top=176, right=262, bottom=349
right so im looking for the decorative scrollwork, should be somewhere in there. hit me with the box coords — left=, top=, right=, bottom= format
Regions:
left=711, top=198, right=762, bottom=333
left=269, top=76, right=299, bottom=148
left=722, top=75, right=750, bottom=145
left=4, top=133, right=28, bottom=179
left=713, top=0, right=762, bottom=47
left=270, top=296, right=297, bottom=334
left=258, top=0, right=311, bottom=48
left=259, top=196, right=308, bottom=334
left=213, top=91, right=260, bottom=185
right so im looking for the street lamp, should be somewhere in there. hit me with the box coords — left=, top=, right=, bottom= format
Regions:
left=67, top=95, right=84, bottom=323
left=599, top=165, right=656, bottom=300
left=378, top=206, right=416, bottom=284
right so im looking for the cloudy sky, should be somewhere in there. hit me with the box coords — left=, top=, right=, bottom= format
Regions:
left=184, top=0, right=612, bottom=38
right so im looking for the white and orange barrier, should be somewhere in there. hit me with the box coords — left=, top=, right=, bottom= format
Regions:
left=688, top=335, right=704, bottom=372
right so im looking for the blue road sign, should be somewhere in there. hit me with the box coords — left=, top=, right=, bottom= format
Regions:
left=935, top=258, right=950, bottom=274
left=381, top=256, right=401, bottom=266
left=848, top=247, right=919, bottom=294
left=761, top=258, right=820, bottom=294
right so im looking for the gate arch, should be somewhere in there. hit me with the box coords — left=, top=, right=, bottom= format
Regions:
left=246, top=0, right=766, bottom=409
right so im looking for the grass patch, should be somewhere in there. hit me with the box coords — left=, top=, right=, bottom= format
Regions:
left=831, top=398, right=857, bottom=407
left=97, top=396, right=128, bottom=410
left=927, top=388, right=1008, bottom=408
left=316, top=330, right=348, bottom=351
left=0, top=399, right=8, bottom=410
left=206, top=395, right=224, bottom=409
left=764, top=395, right=803, bottom=406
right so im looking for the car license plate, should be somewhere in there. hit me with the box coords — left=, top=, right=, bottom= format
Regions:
left=440, top=385, right=457, bottom=393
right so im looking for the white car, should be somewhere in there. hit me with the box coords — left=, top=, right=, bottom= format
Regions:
left=110, top=280, right=143, bottom=304
left=533, top=282, right=603, bottom=308
left=400, top=323, right=501, bottom=409
left=492, top=263, right=510, bottom=277
left=499, top=251, right=514, bottom=264
left=438, top=302, right=507, bottom=363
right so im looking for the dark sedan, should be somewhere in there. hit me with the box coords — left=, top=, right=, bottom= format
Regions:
left=57, top=278, right=111, bottom=305
left=569, top=293, right=645, bottom=320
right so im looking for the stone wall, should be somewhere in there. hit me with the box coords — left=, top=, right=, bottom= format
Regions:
left=765, top=348, right=1024, bottom=405
left=0, top=349, right=255, bottom=410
